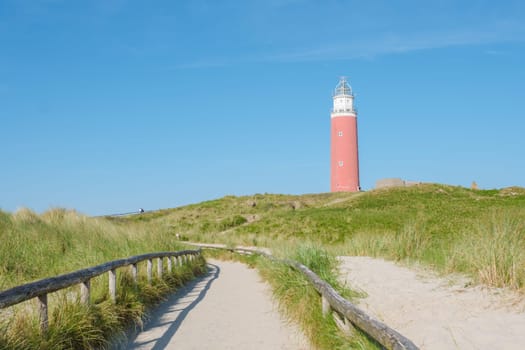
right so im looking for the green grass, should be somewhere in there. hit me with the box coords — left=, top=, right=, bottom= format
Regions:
left=138, top=184, right=525, bottom=292
left=0, top=208, right=194, bottom=289
left=107, top=184, right=525, bottom=291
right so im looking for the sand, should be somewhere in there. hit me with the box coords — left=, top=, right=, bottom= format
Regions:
left=123, top=259, right=310, bottom=350
left=338, top=256, right=525, bottom=350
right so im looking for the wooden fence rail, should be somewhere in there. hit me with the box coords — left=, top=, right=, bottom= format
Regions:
left=196, top=244, right=419, bottom=350
left=0, top=249, right=201, bottom=333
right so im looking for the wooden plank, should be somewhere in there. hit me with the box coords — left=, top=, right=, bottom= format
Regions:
left=0, top=249, right=201, bottom=309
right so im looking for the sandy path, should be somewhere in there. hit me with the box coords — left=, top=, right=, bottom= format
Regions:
left=338, top=256, right=525, bottom=350
left=124, top=259, right=309, bottom=350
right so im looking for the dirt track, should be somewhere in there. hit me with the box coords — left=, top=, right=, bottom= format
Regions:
left=124, top=259, right=309, bottom=350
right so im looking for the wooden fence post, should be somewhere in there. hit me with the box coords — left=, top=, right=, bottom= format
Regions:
left=109, top=269, right=116, bottom=303
left=37, top=294, right=48, bottom=334
left=332, top=311, right=355, bottom=336
left=322, top=295, right=330, bottom=316
left=167, top=256, right=172, bottom=273
left=147, top=259, right=152, bottom=284
left=343, top=316, right=355, bottom=335
left=80, top=280, right=90, bottom=305
left=131, top=263, right=138, bottom=285
left=157, top=257, right=163, bottom=279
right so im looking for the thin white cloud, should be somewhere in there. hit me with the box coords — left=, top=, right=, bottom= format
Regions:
left=175, top=19, right=525, bottom=69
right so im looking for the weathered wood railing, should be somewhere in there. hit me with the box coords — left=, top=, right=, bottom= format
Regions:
left=196, top=244, right=419, bottom=350
left=0, top=249, right=201, bottom=333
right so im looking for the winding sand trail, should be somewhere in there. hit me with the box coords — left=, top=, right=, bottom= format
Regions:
left=339, top=256, right=525, bottom=350
left=124, top=259, right=310, bottom=350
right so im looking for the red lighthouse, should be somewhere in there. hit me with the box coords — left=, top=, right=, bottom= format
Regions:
left=331, top=77, right=360, bottom=192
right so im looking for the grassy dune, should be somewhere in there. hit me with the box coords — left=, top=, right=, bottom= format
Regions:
left=0, top=208, right=206, bottom=349
left=115, top=184, right=525, bottom=290
left=1, top=183, right=524, bottom=348
left=0, top=208, right=189, bottom=290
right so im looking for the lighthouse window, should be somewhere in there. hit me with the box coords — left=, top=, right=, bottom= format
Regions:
left=338, top=131, right=343, bottom=137
left=338, top=161, right=344, bottom=167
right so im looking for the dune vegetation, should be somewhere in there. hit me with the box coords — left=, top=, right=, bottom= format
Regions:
left=0, top=209, right=206, bottom=349
left=0, top=208, right=199, bottom=290
left=120, top=183, right=525, bottom=291
left=1, top=183, right=524, bottom=349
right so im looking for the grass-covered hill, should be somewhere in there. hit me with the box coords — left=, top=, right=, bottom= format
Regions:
left=115, top=183, right=525, bottom=290
left=2, top=184, right=523, bottom=350
left=2, top=184, right=525, bottom=290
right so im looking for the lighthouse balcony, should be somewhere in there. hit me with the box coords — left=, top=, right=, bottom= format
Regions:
left=332, top=108, right=357, bottom=113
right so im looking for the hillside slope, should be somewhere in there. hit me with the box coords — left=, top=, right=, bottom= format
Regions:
left=121, top=184, right=525, bottom=290
left=2, top=184, right=524, bottom=290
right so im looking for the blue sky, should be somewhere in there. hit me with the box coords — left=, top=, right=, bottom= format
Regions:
left=1, top=0, right=524, bottom=216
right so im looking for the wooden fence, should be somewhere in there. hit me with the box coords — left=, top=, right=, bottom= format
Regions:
left=0, top=249, right=201, bottom=333
left=0, top=245, right=419, bottom=350
left=198, top=245, right=419, bottom=350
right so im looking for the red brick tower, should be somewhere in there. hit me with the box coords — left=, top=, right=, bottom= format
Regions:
left=331, top=77, right=360, bottom=192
